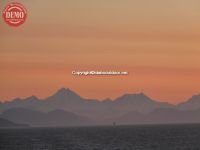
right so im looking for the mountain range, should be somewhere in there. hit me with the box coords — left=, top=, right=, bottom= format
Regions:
left=0, top=88, right=200, bottom=127
left=0, top=118, right=29, bottom=128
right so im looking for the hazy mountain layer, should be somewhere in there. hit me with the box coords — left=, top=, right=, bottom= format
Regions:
left=0, top=88, right=200, bottom=126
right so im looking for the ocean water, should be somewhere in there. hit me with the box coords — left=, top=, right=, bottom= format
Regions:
left=0, top=124, right=200, bottom=150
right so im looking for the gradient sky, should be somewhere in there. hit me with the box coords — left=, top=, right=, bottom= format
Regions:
left=0, top=0, right=200, bottom=103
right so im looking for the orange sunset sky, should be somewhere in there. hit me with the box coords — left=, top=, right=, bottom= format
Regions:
left=0, top=0, right=200, bottom=104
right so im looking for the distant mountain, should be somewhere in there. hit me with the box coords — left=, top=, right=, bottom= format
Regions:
left=0, top=108, right=93, bottom=127
left=145, top=108, right=200, bottom=124
left=5, top=106, right=197, bottom=126
left=46, top=109, right=93, bottom=126
left=0, top=96, right=41, bottom=112
left=1, top=107, right=46, bottom=126
left=0, top=88, right=200, bottom=125
left=0, top=118, right=29, bottom=128
left=114, top=108, right=200, bottom=125
left=0, top=88, right=89, bottom=113
left=113, top=93, right=172, bottom=113
left=0, top=88, right=172, bottom=123
left=177, top=94, right=200, bottom=110
left=45, top=88, right=83, bottom=106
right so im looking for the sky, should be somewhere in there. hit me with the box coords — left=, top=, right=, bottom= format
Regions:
left=0, top=0, right=200, bottom=104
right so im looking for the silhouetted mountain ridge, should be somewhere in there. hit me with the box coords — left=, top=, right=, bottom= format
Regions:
left=48, top=88, right=82, bottom=101
left=0, top=117, right=29, bottom=128
left=0, top=107, right=93, bottom=127
left=177, top=94, right=200, bottom=110
left=115, top=108, right=200, bottom=125
left=0, top=88, right=200, bottom=125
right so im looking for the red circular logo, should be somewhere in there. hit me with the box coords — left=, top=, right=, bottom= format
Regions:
left=2, top=2, right=27, bottom=27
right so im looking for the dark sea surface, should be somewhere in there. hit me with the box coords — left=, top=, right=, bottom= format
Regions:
left=0, top=124, right=200, bottom=150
